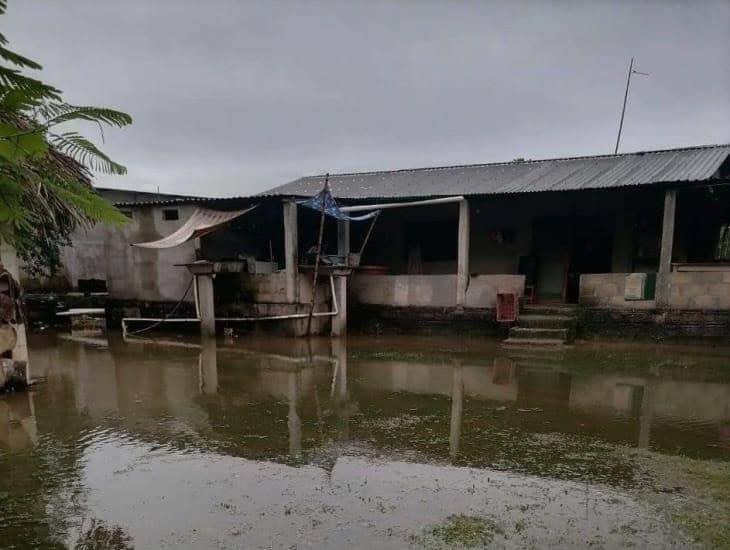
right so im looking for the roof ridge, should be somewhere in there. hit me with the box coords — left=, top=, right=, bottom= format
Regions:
left=293, top=143, right=730, bottom=180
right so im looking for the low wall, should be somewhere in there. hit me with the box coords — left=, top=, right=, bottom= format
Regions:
left=580, top=271, right=730, bottom=311
left=350, top=274, right=524, bottom=308
left=579, top=273, right=655, bottom=309
left=669, top=271, right=730, bottom=309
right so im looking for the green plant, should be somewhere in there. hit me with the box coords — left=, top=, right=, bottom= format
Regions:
left=0, top=0, right=132, bottom=274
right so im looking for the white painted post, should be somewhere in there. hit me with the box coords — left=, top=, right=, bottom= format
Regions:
left=283, top=200, right=299, bottom=303
left=196, top=274, right=216, bottom=337
left=332, top=220, right=350, bottom=336
left=456, top=199, right=470, bottom=308
left=656, top=189, right=677, bottom=307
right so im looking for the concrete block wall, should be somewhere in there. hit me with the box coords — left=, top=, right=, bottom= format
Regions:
left=579, top=273, right=656, bottom=310
left=350, top=274, right=524, bottom=308
left=580, top=271, right=730, bottom=310
left=669, top=271, right=730, bottom=309
left=241, top=272, right=331, bottom=306
left=351, top=275, right=456, bottom=307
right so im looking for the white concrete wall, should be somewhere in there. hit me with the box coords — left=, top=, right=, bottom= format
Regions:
left=103, top=205, right=199, bottom=302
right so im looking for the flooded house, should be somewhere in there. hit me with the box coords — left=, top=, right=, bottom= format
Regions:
left=106, top=144, right=730, bottom=340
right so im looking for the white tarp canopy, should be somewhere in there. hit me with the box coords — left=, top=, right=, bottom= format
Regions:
left=132, top=205, right=258, bottom=249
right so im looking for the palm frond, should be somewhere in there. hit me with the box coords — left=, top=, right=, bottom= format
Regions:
left=49, top=131, right=127, bottom=175
left=45, top=104, right=132, bottom=128
left=0, top=45, right=42, bottom=70
left=0, top=66, right=61, bottom=100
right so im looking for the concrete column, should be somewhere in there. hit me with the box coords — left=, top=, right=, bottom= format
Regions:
left=332, top=220, right=350, bottom=336
left=456, top=199, right=470, bottom=308
left=283, top=200, right=299, bottom=303
left=656, top=189, right=677, bottom=307
left=196, top=274, right=216, bottom=337
left=449, top=364, right=464, bottom=461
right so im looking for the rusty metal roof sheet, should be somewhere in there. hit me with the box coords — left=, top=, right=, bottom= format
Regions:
left=262, top=144, right=730, bottom=200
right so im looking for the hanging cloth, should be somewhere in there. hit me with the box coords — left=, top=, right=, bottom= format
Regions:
left=296, top=188, right=379, bottom=221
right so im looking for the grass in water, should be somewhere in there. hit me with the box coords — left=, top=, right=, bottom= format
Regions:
left=427, top=514, right=504, bottom=548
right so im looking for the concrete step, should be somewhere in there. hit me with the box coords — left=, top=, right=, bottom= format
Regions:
left=522, top=304, right=578, bottom=316
left=512, top=361, right=570, bottom=371
left=518, top=314, right=576, bottom=328
left=504, top=350, right=567, bottom=361
left=509, top=327, right=569, bottom=340
left=502, top=337, right=568, bottom=348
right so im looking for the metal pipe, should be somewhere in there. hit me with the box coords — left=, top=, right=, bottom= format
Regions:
left=122, top=275, right=340, bottom=336
left=340, top=195, right=464, bottom=213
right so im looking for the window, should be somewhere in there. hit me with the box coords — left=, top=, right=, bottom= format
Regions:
left=715, top=224, right=730, bottom=261
left=162, top=209, right=179, bottom=221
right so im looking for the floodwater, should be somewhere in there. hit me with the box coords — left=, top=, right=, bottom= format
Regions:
left=1, top=333, right=729, bottom=549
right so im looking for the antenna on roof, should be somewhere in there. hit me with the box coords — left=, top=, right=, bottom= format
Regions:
left=614, top=57, right=650, bottom=155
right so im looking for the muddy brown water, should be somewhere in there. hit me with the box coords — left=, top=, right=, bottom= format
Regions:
left=1, top=332, right=729, bottom=549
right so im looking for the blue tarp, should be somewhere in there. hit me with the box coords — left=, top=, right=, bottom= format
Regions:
left=297, top=188, right=379, bottom=221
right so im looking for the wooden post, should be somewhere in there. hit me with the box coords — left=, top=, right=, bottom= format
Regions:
left=656, top=189, right=677, bottom=307
left=306, top=176, right=330, bottom=335
left=196, top=274, right=216, bottom=337
left=283, top=200, right=299, bottom=303
left=332, top=219, right=350, bottom=336
left=456, top=199, right=470, bottom=308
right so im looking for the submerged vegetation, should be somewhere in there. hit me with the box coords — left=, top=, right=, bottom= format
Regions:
left=421, top=515, right=505, bottom=548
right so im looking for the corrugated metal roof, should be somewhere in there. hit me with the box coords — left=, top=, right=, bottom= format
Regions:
left=114, top=196, right=254, bottom=208
left=262, top=144, right=730, bottom=200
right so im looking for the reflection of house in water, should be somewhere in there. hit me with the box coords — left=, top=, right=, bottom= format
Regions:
left=22, top=336, right=730, bottom=461
left=0, top=392, right=37, bottom=450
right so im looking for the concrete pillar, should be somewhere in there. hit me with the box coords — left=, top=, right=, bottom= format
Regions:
left=196, top=274, right=216, bottom=337
left=283, top=200, right=299, bottom=303
left=656, top=189, right=677, bottom=307
left=449, top=364, right=464, bottom=461
left=456, top=199, right=470, bottom=308
left=332, top=220, right=350, bottom=336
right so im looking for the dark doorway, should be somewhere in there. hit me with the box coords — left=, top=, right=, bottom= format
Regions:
left=566, top=217, right=614, bottom=302
left=532, top=217, right=572, bottom=302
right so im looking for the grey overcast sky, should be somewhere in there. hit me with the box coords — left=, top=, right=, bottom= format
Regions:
left=5, top=1, right=730, bottom=196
